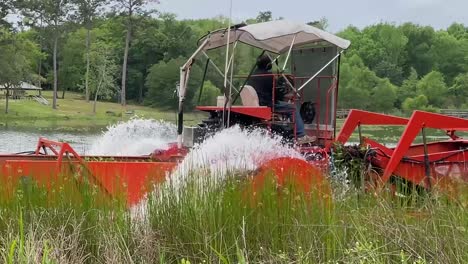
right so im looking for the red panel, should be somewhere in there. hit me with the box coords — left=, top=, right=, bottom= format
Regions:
left=86, top=162, right=177, bottom=205
left=250, top=157, right=331, bottom=205
left=1, top=160, right=178, bottom=206
left=196, top=106, right=272, bottom=120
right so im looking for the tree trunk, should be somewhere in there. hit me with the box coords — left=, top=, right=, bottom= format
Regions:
left=93, top=91, right=98, bottom=113
left=138, top=75, right=143, bottom=103
left=93, top=63, right=106, bottom=114
left=85, top=27, right=91, bottom=102
left=38, top=57, right=42, bottom=96
left=121, top=25, right=131, bottom=106
left=93, top=79, right=102, bottom=114
left=5, top=86, right=9, bottom=114
left=52, top=32, right=58, bottom=109
left=38, top=15, right=43, bottom=96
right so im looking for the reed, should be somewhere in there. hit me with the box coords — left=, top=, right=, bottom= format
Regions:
left=0, top=168, right=466, bottom=263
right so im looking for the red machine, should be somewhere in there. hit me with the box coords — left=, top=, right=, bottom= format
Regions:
left=1, top=21, right=467, bottom=206
left=335, top=110, right=468, bottom=194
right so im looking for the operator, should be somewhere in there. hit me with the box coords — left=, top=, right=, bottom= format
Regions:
left=247, top=54, right=316, bottom=144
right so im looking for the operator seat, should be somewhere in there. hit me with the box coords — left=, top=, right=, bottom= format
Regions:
left=240, top=85, right=260, bottom=107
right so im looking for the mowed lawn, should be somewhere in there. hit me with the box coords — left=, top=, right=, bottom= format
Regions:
left=0, top=91, right=207, bottom=132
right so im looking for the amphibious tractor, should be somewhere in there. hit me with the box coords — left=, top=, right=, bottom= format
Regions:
left=1, top=20, right=466, bottom=205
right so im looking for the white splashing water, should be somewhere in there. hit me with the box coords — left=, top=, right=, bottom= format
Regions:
left=129, top=124, right=310, bottom=222
left=167, top=126, right=303, bottom=192
left=88, top=118, right=177, bottom=156
left=132, top=125, right=304, bottom=220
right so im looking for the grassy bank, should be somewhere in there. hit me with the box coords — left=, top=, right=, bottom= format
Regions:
left=0, top=91, right=206, bottom=132
left=0, top=170, right=466, bottom=263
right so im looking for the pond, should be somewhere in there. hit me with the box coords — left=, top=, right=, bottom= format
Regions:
left=0, top=129, right=100, bottom=154
left=0, top=119, right=179, bottom=156
left=1, top=120, right=465, bottom=155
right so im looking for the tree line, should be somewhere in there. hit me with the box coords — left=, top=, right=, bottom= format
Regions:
left=339, top=23, right=468, bottom=113
left=1, top=4, right=467, bottom=114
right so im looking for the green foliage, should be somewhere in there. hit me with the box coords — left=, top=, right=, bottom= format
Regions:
left=307, top=17, right=329, bottom=30
left=429, top=31, right=467, bottom=84
left=72, top=0, right=106, bottom=27
left=447, top=23, right=468, bottom=40
left=145, top=57, right=201, bottom=109
left=0, top=29, right=40, bottom=86
left=402, top=94, right=429, bottom=112
left=449, top=72, right=468, bottom=108
left=256, top=11, right=272, bottom=22
left=339, top=22, right=466, bottom=113
left=0, top=27, right=43, bottom=113
left=196, top=81, right=221, bottom=106
left=60, top=28, right=87, bottom=91
left=369, top=79, right=397, bottom=112
left=397, top=68, right=419, bottom=107
left=339, top=54, right=379, bottom=109
left=400, top=23, right=435, bottom=77
left=3, top=6, right=467, bottom=113
left=0, top=1, right=14, bottom=27
left=416, top=71, right=448, bottom=107
left=89, top=41, right=118, bottom=100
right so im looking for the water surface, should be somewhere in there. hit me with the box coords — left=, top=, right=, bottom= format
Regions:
left=0, top=129, right=99, bottom=154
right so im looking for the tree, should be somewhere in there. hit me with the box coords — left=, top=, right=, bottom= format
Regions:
left=369, top=79, right=397, bottom=112
left=72, top=0, right=107, bottom=102
left=396, top=68, right=418, bottom=107
left=1, top=1, right=15, bottom=27
left=400, top=23, right=435, bottom=77
left=195, top=81, right=221, bottom=106
left=417, top=71, right=448, bottom=108
left=256, top=11, right=272, bottom=22
left=60, top=28, right=86, bottom=93
left=307, top=17, right=328, bottom=30
left=145, top=57, right=201, bottom=109
left=449, top=73, right=468, bottom=108
left=0, top=28, right=41, bottom=113
left=429, top=31, right=466, bottom=84
left=402, top=94, right=429, bottom=113
left=89, top=41, right=118, bottom=113
left=19, top=0, right=73, bottom=109
left=338, top=54, right=381, bottom=109
left=113, top=0, right=159, bottom=106
left=447, top=23, right=468, bottom=40
left=127, top=14, right=196, bottom=103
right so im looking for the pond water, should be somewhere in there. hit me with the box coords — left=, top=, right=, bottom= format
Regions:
left=0, top=129, right=100, bottom=154
left=1, top=120, right=464, bottom=155
left=0, top=119, right=178, bottom=156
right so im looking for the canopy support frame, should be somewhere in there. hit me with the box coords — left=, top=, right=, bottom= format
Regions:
left=297, top=50, right=344, bottom=92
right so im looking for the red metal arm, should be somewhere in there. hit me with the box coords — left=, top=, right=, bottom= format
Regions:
left=35, top=138, right=85, bottom=164
left=332, top=109, right=409, bottom=147
left=381, top=111, right=468, bottom=183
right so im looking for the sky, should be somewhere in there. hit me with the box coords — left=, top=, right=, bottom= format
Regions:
left=156, top=0, right=468, bottom=32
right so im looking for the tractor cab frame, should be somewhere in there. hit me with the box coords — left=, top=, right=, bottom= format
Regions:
left=177, top=20, right=351, bottom=148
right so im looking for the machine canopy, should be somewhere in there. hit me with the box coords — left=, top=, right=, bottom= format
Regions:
left=200, top=20, right=351, bottom=53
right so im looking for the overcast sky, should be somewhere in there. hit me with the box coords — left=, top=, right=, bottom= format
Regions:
left=156, top=0, right=467, bottom=32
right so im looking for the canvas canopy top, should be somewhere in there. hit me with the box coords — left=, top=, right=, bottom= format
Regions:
left=200, top=20, right=351, bottom=54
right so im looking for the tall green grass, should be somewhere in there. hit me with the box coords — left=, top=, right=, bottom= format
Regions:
left=0, top=168, right=466, bottom=263
left=147, top=172, right=467, bottom=263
